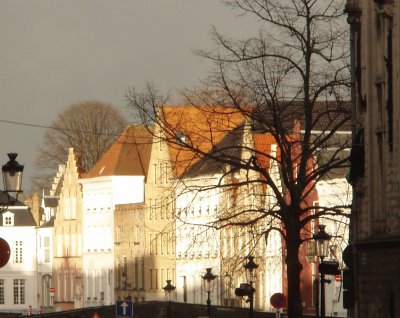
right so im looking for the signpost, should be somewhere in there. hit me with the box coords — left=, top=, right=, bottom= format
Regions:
left=116, top=300, right=133, bottom=318
left=270, top=293, right=287, bottom=318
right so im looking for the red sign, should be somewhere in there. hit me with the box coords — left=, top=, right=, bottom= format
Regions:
left=49, top=288, right=55, bottom=293
left=0, top=238, right=10, bottom=268
left=335, top=275, right=342, bottom=282
left=270, top=293, right=287, bottom=309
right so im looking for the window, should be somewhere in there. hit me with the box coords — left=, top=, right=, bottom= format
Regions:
left=13, top=279, right=25, bottom=304
left=141, top=258, right=145, bottom=289
left=149, top=269, right=153, bottom=289
left=0, top=279, right=4, bottom=304
left=57, top=234, right=62, bottom=257
left=70, top=271, right=75, bottom=302
left=116, top=226, right=121, bottom=244
left=57, top=271, right=62, bottom=301
left=13, top=241, right=23, bottom=263
left=160, top=199, right=164, bottom=219
left=123, top=256, right=127, bottom=275
left=5, top=216, right=12, bottom=225
left=3, top=212, right=14, bottom=226
left=44, top=237, right=50, bottom=263
left=70, top=196, right=77, bottom=219
left=149, top=234, right=153, bottom=255
left=175, top=131, right=187, bottom=145
left=134, top=257, right=139, bottom=289
left=64, top=194, right=70, bottom=219
left=64, top=272, right=68, bottom=301
left=153, top=164, right=157, bottom=184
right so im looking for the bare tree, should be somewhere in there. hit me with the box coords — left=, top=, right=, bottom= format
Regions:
left=33, top=100, right=127, bottom=191
left=127, top=1, right=350, bottom=317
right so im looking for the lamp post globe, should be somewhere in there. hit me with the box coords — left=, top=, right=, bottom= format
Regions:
left=244, top=255, right=259, bottom=285
left=313, top=224, right=331, bottom=260
left=163, top=280, right=176, bottom=318
left=202, top=268, right=216, bottom=318
left=163, top=280, right=176, bottom=301
left=244, top=256, right=258, bottom=318
left=2, top=153, right=24, bottom=203
left=313, top=224, right=331, bottom=318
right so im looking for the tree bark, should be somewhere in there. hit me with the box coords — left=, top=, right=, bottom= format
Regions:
left=285, top=224, right=303, bottom=318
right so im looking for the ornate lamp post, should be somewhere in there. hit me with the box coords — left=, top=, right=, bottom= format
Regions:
left=244, top=255, right=258, bottom=318
left=163, top=279, right=176, bottom=301
left=202, top=268, right=216, bottom=318
left=1, top=153, right=24, bottom=205
left=0, top=153, right=24, bottom=270
left=313, top=225, right=331, bottom=318
left=163, top=280, right=176, bottom=318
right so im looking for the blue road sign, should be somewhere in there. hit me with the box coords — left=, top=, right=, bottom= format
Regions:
left=116, top=300, right=133, bottom=317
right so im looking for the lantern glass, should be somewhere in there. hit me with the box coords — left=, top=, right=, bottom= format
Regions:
left=313, top=225, right=331, bottom=259
left=244, top=256, right=259, bottom=284
left=2, top=153, right=24, bottom=194
left=316, top=238, right=330, bottom=258
left=202, top=268, right=216, bottom=293
left=163, top=280, right=176, bottom=301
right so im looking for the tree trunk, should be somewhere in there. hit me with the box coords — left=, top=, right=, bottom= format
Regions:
left=286, top=228, right=303, bottom=318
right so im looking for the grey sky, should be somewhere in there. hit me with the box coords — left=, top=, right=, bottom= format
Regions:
left=0, top=0, right=258, bottom=192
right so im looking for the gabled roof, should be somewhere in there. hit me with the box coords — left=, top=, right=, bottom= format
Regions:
left=43, top=196, right=58, bottom=208
left=86, top=125, right=153, bottom=178
left=253, top=134, right=276, bottom=172
left=160, top=102, right=350, bottom=178
left=161, top=105, right=247, bottom=177
left=39, top=216, right=55, bottom=228
left=0, top=204, right=37, bottom=227
left=183, top=123, right=246, bottom=178
left=251, top=100, right=351, bottom=133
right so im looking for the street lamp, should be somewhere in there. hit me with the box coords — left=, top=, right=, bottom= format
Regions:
left=313, top=224, right=331, bottom=318
left=1, top=153, right=24, bottom=205
left=163, top=280, right=176, bottom=318
left=163, top=279, right=176, bottom=301
left=202, top=268, right=216, bottom=318
left=244, top=255, right=258, bottom=318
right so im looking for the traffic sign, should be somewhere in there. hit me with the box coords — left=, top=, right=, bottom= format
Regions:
left=116, top=300, right=133, bottom=317
left=270, top=293, right=287, bottom=309
left=0, top=238, right=10, bottom=268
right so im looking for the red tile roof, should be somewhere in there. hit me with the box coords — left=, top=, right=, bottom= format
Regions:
left=86, top=125, right=153, bottom=178
left=161, top=105, right=247, bottom=177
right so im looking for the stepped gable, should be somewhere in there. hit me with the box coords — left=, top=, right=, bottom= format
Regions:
left=86, top=125, right=154, bottom=178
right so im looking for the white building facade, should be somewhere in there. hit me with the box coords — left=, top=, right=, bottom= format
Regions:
left=80, top=175, right=145, bottom=307
left=175, top=175, right=222, bottom=305
left=0, top=204, right=38, bottom=315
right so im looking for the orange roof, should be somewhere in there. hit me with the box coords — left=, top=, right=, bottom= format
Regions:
left=161, top=105, right=247, bottom=177
left=86, top=125, right=153, bottom=178
left=253, top=134, right=276, bottom=172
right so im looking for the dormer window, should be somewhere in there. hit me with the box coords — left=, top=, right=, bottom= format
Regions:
left=175, top=132, right=187, bottom=145
left=3, top=212, right=14, bottom=226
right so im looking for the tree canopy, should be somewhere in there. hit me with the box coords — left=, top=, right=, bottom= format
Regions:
left=33, top=100, right=127, bottom=191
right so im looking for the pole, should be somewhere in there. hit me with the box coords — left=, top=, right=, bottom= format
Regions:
left=207, top=291, right=211, bottom=318
left=320, top=272, right=325, bottom=318
left=315, top=277, right=320, bottom=318
left=167, top=301, right=172, bottom=318
left=249, top=292, right=254, bottom=318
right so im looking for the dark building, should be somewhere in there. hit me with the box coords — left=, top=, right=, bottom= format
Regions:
left=345, top=0, right=400, bottom=317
